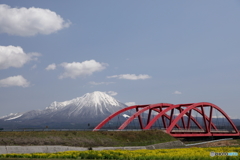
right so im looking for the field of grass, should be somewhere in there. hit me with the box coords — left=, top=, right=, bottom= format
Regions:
left=0, top=147, right=239, bottom=159
left=0, top=130, right=176, bottom=147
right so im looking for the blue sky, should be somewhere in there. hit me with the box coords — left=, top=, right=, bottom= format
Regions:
left=0, top=1, right=240, bottom=118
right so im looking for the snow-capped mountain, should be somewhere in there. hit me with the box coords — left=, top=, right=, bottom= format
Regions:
left=43, top=91, right=127, bottom=121
left=0, top=113, right=23, bottom=121
left=0, top=91, right=128, bottom=128
left=46, top=91, right=124, bottom=117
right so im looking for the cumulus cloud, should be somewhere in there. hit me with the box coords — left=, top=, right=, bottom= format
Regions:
left=125, top=102, right=136, bottom=106
left=106, top=91, right=118, bottom=96
left=173, top=91, right=182, bottom=94
left=0, top=45, right=40, bottom=69
left=0, top=75, right=30, bottom=87
left=89, top=81, right=115, bottom=85
left=45, top=63, right=56, bottom=71
left=107, top=74, right=151, bottom=80
left=0, top=4, right=71, bottom=36
left=59, top=60, right=108, bottom=79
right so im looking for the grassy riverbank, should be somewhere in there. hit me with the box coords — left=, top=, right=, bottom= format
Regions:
left=0, top=130, right=176, bottom=147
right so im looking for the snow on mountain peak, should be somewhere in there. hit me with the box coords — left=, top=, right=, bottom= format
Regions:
left=46, top=100, right=72, bottom=110
left=80, top=91, right=120, bottom=107
left=46, top=91, right=120, bottom=111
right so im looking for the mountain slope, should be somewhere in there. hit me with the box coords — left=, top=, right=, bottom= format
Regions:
left=0, top=91, right=128, bottom=128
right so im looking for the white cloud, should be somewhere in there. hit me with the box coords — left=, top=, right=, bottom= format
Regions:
left=107, top=74, right=151, bottom=80
left=59, top=60, right=108, bottom=79
left=89, top=81, right=115, bottom=85
left=46, top=63, right=56, bottom=71
left=125, top=102, right=136, bottom=106
left=0, top=75, right=30, bottom=87
left=0, top=4, right=71, bottom=36
left=0, top=45, right=41, bottom=69
left=106, top=91, right=118, bottom=96
left=173, top=91, right=182, bottom=94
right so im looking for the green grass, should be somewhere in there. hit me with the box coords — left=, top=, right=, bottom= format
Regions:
left=234, top=139, right=240, bottom=146
left=0, top=159, right=86, bottom=160
left=0, top=130, right=176, bottom=147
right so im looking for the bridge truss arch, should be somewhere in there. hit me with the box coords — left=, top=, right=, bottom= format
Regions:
left=94, top=102, right=240, bottom=137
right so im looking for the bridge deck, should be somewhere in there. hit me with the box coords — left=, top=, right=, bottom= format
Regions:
left=170, top=129, right=237, bottom=133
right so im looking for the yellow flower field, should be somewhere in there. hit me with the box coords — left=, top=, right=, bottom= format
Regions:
left=0, top=147, right=239, bottom=160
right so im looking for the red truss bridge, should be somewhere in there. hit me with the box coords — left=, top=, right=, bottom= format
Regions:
left=94, top=102, right=240, bottom=137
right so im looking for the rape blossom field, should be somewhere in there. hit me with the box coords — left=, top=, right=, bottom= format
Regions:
left=0, top=147, right=239, bottom=160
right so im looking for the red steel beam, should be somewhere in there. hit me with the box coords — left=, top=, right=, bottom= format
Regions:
left=147, top=109, right=152, bottom=125
left=193, top=107, right=217, bottom=130
left=144, top=104, right=186, bottom=130
left=93, top=105, right=148, bottom=131
left=187, top=109, right=192, bottom=129
left=159, top=106, right=167, bottom=129
left=208, top=106, right=213, bottom=132
left=136, top=107, right=144, bottom=129
left=173, top=106, right=202, bottom=130
left=150, top=108, right=198, bottom=129
left=176, top=104, right=217, bottom=130
left=169, top=109, right=174, bottom=126
left=201, top=105, right=208, bottom=133
left=179, top=107, right=186, bottom=129
left=94, top=102, right=239, bottom=138
left=151, top=108, right=181, bottom=129
left=118, top=103, right=173, bottom=130
left=118, top=103, right=205, bottom=131
left=94, top=104, right=176, bottom=130
left=166, top=102, right=239, bottom=136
